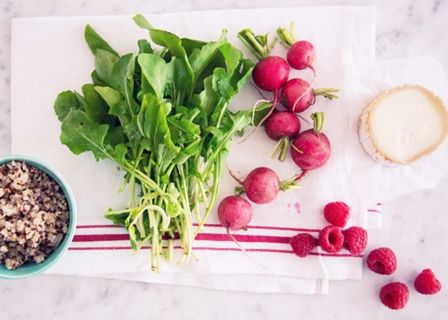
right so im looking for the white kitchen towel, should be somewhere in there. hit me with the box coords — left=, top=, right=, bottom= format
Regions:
left=10, top=7, right=380, bottom=294
left=84, top=202, right=379, bottom=294
left=56, top=203, right=379, bottom=294
left=92, top=272, right=329, bottom=295
left=56, top=217, right=366, bottom=279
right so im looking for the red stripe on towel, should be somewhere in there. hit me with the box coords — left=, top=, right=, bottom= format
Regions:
left=73, top=233, right=292, bottom=244
left=68, top=245, right=362, bottom=257
left=76, top=224, right=122, bottom=229
left=74, top=234, right=130, bottom=242
left=196, top=233, right=290, bottom=243
left=76, top=223, right=321, bottom=233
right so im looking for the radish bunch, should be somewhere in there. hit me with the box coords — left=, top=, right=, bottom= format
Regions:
left=216, top=24, right=337, bottom=257
left=218, top=167, right=298, bottom=232
left=217, top=167, right=298, bottom=271
left=238, top=24, right=336, bottom=177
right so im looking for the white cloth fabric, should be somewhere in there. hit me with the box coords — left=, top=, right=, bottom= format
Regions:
left=11, top=7, right=446, bottom=294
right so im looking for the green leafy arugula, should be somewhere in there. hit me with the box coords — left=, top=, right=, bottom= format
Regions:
left=54, top=14, right=262, bottom=271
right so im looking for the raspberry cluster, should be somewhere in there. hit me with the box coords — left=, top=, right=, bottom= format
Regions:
left=290, top=201, right=368, bottom=257
left=366, top=246, right=442, bottom=310
left=289, top=200, right=442, bottom=311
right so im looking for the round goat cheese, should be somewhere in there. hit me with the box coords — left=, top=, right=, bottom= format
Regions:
left=359, top=85, right=448, bottom=164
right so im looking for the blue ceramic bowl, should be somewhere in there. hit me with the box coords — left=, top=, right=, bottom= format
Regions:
left=0, top=155, right=77, bottom=279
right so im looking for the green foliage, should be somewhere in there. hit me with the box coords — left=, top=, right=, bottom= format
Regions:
left=54, top=15, right=254, bottom=271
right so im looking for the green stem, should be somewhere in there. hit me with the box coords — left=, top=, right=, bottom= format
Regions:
left=279, top=175, right=301, bottom=191
left=197, top=179, right=210, bottom=208
left=105, top=207, right=134, bottom=215
left=178, top=165, right=193, bottom=262
left=203, top=115, right=250, bottom=177
left=148, top=210, right=159, bottom=272
left=313, top=88, right=339, bottom=100
left=196, top=158, right=221, bottom=234
left=235, top=186, right=244, bottom=195
left=279, top=138, right=290, bottom=162
left=271, top=136, right=290, bottom=162
left=192, top=178, right=202, bottom=223
left=137, top=233, right=151, bottom=250
left=237, top=28, right=268, bottom=60
left=124, top=164, right=163, bottom=194
left=136, top=208, right=146, bottom=238
left=129, top=147, right=144, bottom=208
left=128, top=176, right=136, bottom=208
left=129, top=206, right=148, bottom=228
left=216, top=101, right=228, bottom=129
left=311, top=112, right=325, bottom=133
left=174, top=217, right=182, bottom=240
left=276, top=23, right=296, bottom=48
left=166, top=239, right=174, bottom=261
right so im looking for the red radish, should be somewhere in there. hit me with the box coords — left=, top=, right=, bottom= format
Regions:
left=264, top=111, right=301, bottom=161
left=265, top=111, right=301, bottom=140
left=230, top=167, right=298, bottom=204
left=277, top=24, right=316, bottom=72
left=291, top=112, right=331, bottom=175
left=252, top=56, right=289, bottom=92
left=237, top=28, right=289, bottom=126
left=218, top=195, right=253, bottom=230
left=217, top=195, right=271, bottom=271
left=241, top=167, right=280, bottom=204
left=282, top=78, right=339, bottom=113
left=276, top=24, right=338, bottom=113
left=287, top=40, right=316, bottom=71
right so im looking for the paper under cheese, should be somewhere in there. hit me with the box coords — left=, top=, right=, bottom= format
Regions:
left=359, top=85, right=448, bottom=164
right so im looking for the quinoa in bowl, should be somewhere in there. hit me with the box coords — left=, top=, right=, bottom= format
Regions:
left=0, top=156, right=75, bottom=277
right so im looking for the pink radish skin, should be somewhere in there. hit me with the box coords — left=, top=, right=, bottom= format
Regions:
left=252, top=56, right=290, bottom=92
left=217, top=194, right=271, bottom=271
left=229, top=167, right=299, bottom=201
left=218, top=196, right=253, bottom=230
left=286, top=40, right=316, bottom=71
left=242, top=167, right=281, bottom=204
left=264, top=111, right=301, bottom=141
left=276, top=26, right=316, bottom=72
left=282, top=78, right=315, bottom=113
left=282, top=78, right=339, bottom=113
left=291, top=112, right=331, bottom=172
left=291, top=129, right=331, bottom=171
left=287, top=40, right=316, bottom=71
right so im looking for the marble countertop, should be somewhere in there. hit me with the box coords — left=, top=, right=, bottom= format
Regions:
left=1, top=0, right=447, bottom=319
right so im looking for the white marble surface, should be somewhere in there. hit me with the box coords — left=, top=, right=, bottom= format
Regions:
left=1, top=0, right=447, bottom=319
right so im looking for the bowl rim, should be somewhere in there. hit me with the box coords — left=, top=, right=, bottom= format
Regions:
left=0, top=154, right=77, bottom=279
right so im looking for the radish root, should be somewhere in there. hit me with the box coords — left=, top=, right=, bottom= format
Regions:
left=226, top=166, right=244, bottom=185
left=239, top=91, right=279, bottom=144
left=226, top=227, right=273, bottom=273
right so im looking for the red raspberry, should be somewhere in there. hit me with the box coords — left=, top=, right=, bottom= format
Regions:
left=319, top=225, right=344, bottom=253
left=379, top=282, right=409, bottom=310
left=414, top=269, right=442, bottom=295
left=343, top=226, right=368, bottom=255
left=290, top=233, right=317, bottom=257
left=323, top=202, right=350, bottom=227
left=367, top=247, right=397, bottom=275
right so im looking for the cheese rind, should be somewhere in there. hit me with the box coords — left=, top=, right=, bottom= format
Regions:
left=358, top=85, right=448, bottom=164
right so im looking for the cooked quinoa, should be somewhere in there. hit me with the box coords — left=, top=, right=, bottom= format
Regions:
left=0, top=161, right=69, bottom=270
